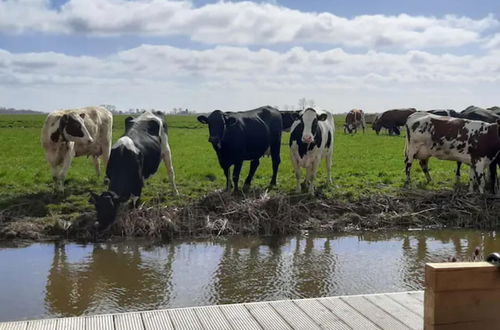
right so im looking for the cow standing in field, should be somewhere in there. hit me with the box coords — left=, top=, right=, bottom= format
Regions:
left=289, top=108, right=334, bottom=194
left=90, top=111, right=178, bottom=230
left=404, top=113, right=500, bottom=193
left=197, top=106, right=282, bottom=192
left=427, top=109, right=460, bottom=118
left=41, top=106, right=113, bottom=191
left=372, top=108, right=416, bottom=135
left=280, top=110, right=301, bottom=132
left=344, top=109, right=365, bottom=134
left=460, top=105, right=500, bottom=123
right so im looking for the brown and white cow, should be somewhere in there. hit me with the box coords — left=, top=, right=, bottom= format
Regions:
left=41, top=106, right=113, bottom=191
left=344, top=109, right=365, bottom=134
left=404, top=113, right=500, bottom=193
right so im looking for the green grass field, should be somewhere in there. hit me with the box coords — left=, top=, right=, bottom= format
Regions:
left=0, top=113, right=459, bottom=222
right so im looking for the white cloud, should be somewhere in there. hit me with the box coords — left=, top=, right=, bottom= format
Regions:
left=0, top=0, right=497, bottom=49
left=1, top=45, right=500, bottom=111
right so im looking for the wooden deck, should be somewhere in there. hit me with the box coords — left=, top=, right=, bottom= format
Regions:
left=0, top=291, right=423, bottom=330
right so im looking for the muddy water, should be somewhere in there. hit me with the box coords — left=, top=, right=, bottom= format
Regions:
left=0, top=229, right=498, bottom=322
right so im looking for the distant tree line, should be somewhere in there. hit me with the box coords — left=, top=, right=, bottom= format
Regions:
left=0, top=106, right=44, bottom=115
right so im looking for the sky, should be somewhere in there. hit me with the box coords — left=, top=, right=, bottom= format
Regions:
left=0, top=0, right=499, bottom=113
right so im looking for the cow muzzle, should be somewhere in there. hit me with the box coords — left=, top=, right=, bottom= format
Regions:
left=302, top=135, right=313, bottom=144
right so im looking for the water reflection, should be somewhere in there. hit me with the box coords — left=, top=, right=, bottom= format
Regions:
left=0, top=229, right=499, bottom=321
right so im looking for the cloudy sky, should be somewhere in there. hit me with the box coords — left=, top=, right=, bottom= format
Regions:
left=1, top=0, right=499, bottom=113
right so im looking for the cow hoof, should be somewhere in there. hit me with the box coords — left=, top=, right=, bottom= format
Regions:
left=243, top=184, right=251, bottom=193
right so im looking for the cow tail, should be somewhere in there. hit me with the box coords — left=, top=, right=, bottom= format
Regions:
left=404, top=124, right=411, bottom=157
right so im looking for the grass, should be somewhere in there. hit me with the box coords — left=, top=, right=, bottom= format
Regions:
left=0, top=113, right=460, bottom=225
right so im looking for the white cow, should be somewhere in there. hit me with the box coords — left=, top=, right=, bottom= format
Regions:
left=41, top=106, right=113, bottom=190
left=289, top=108, right=335, bottom=194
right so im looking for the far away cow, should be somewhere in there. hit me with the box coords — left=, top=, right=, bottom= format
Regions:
left=372, top=108, right=416, bottom=135
left=404, top=113, right=500, bottom=193
left=289, top=108, right=334, bottom=194
left=427, top=109, right=460, bottom=117
left=90, top=111, right=178, bottom=230
left=344, top=109, right=365, bottom=134
left=460, top=105, right=500, bottom=123
left=41, top=106, right=113, bottom=191
left=197, top=106, right=282, bottom=192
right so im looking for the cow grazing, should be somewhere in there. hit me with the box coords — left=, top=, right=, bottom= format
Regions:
left=372, top=108, right=416, bottom=135
left=197, top=106, right=282, bottom=192
left=289, top=108, right=334, bottom=194
left=460, top=105, right=500, bottom=123
left=404, top=113, right=500, bottom=193
left=280, top=110, right=301, bottom=132
left=344, top=109, right=365, bottom=134
left=427, top=109, right=460, bottom=118
left=89, top=111, right=178, bottom=230
left=41, top=106, right=113, bottom=191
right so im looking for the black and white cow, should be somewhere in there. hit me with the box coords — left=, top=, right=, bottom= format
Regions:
left=289, top=108, right=334, bottom=194
left=197, top=106, right=282, bottom=192
left=404, top=113, right=500, bottom=193
left=90, top=111, right=178, bottom=230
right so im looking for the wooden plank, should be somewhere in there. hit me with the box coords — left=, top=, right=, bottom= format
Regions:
left=341, top=296, right=410, bottom=330
left=269, top=300, right=322, bottom=330
left=0, top=322, right=27, bottom=330
left=386, top=292, right=424, bottom=316
left=26, top=319, right=57, bottom=330
left=194, top=306, right=233, bottom=330
left=114, top=312, right=144, bottom=330
left=142, top=310, right=175, bottom=330
left=57, top=317, right=85, bottom=330
left=426, top=262, right=500, bottom=292
left=85, top=314, right=114, bottom=330
left=292, top=299, right=350, bottom=330
left=168, top=308, right=204, bottom=330
left=317, top=297, right=379, bottom=330
left=365, top=294, right=422, bottom=330
left=219, top=304, right=263, bottom=330
left=245, top=302, right=292, bottom=330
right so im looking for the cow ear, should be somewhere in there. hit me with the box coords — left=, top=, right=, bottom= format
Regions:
left=125, top=116, right=134, bottom=131
left=317, top=113, right=328, bottom=121
left=226, top=117, right=237, bottom=126
left=197, top=115, right=208, bottom=124
left=146, top=120, right=161, bottom=136
left=79, top=113, right=86, bottom=119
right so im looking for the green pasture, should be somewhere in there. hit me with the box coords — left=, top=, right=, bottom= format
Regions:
left=0, top=114, right=458, bottom=221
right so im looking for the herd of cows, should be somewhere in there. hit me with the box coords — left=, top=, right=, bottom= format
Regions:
left=40, top=104, right=500, bottom=229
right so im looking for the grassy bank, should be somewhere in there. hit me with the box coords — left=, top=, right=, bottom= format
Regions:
left=1, top=113, right=490, bottom=241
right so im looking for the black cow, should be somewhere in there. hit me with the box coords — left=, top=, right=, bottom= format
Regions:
left=90, top=111, right=178, bottom=230
left=280, top=110, right=301, bottom=132
left=372, top=108, right=416, bottom=135
left=427, top=109, right=460, bottom=117
left=460, top=105, right=500, bottom=123
left=197, top=106, right=282, bottom=192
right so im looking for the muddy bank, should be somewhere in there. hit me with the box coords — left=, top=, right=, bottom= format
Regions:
left=1, top=189, right=500, bottom=241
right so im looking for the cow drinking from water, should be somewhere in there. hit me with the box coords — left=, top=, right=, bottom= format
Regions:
left=197, top=106, right=282, bottom=192
left=41, top=106, right=113, bottom=191
left=344, top=109, right=365, bottom=134
left=289, top=108, right=334, bottom=194
left=404, top=113, right=500, bottom=193
left=90, top=111, right=178, bottom=230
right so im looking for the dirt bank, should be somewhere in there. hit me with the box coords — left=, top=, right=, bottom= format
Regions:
left=1, top=188, right=500, bottom=241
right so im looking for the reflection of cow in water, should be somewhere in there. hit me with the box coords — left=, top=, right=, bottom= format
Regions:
left=372, top=108, right=416, bottom=135
left=45, top=243, right=174, bottom=316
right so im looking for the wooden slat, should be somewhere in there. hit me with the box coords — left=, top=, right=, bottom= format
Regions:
left=168, top=308, right=204, bottom=330
left=142, top=310, right=174, bottom=330
left=114, top=312, right=144, bottom=330
left=194, top=306, right=233, bottom=330
left=292, top=299, right=350, bottom=330
left=26, top=319, right=57, bottom=330
left=365, top=294, right=422, bottom=330
left=317, top=297, right=379, bottom=330
left=245, top=302, right=292, bottom=330
left=342, top=296, right=410, bottom=330
left=219, top=304, right=263, bottom=330
left=387, top=292, right=424, bottom=316
left=0, top=322, right=27, bottom=330
left=57, top=317, right=85, bottom=330
left=270, top=300, right=322, bottom=330
left=85, top=314, right=114, bottom=330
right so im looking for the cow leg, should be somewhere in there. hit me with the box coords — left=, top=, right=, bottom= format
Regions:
left=325, top=149, right=333, bottom=185
left=455, top=162, right=462, bottom=184
left=223, top=166, right=232, bottom=192
left=232, top=161, right=243, bottom=193
left=93, top=156, right=101, bottom=177
left=419, top=159, right=432, bottom=183
left=162, top=145, right=179, bottom=195
left=243, top=159, right=260, bottom=192
left=269, top=141, right=281, bottom=187
left=488, top=162, right=497, bottom=194
left=306, top=158, right=320, bottom=195
left=393, top=126, right=401, bottom=136
left=404, top=150, right=414, bottom=188
left=56, top=147, right=75, bottom=191
left=469, top=161, right=486, bottom=194
left=291, top=154, right=302, bottom=193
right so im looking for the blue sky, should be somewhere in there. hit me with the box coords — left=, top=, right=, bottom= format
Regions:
left=0, top=0, right=499, bottom=112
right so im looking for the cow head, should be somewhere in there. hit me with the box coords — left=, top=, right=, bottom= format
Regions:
left=53, top=112, right=93, bottom=143
left=89, top=191, right=121, bottom=230
left=295, top=108, right=328, bottom=144
left=197, top=110, right=237, bottom=149
left=372, top=118, right=381, bottom=135
left=281, top=111, right=301, bottom=132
